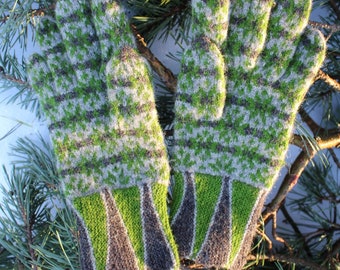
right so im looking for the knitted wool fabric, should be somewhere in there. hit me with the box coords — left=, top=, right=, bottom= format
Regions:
left=27, top=0, right=178, bottom=269
left=171, top=0, right=326, bottom=268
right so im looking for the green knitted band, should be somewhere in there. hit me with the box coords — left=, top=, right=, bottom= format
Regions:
left=73, top=194, right=108, bottom=270
left=74, top=184, right=178, bottom=270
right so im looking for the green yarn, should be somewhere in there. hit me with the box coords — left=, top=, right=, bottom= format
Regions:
left=230, top=182, right=259, bottom=266
left=28, top=0, right=178, bottom=268
left=171, top=0, right=326, bottom=268
left=113, top=187, right=144, bottom=269
left=170, top=172, right=185, bottom=220
left=193, top=174, right=222, bottom=257
left=73, top=194, right=108, bottom=270
left=151, top=183, right=180, bottom=263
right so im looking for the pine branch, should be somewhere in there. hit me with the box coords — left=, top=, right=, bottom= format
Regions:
left=0, top=66, right=28, bottom=86
left=0, top=7, right=49, bottom=24
left=329, top=148, right=340, bottom=168
left=263, top=131, right=340, bottom=223
left=132, top=25, right=177, bottom=93
left=299, top=107, right=324, bottom=132
left=280, top=204, right=313, bottom=257
left=315, top=69, right=340, bottom=93
left=129, top=0, right=190, bottom=43
left=309, top=20, right=340, bottom=32
left=246, top=254, right=329, bottom=270
left=329, top=0, right=340, bottom=21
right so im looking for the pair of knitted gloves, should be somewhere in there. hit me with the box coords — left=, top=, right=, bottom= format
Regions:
left=28, top=0, right=325, bottom=269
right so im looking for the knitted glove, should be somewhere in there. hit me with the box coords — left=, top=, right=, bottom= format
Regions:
left=170, top=0, right=326, bottom=268
left=27, top=0, right=178, bottom=269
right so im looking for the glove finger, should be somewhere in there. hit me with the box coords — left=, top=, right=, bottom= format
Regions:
left=90, top=0, right=135, bottom=63
left=37, top=17, right=107, bottom=123
left=270, top=27, right=326, bottom=121
left=55, top=0, right=102, bottom=84
left=223, top=0, right=273, bottom=71
left=175, top=0, right=228, bottom=121
left=94, top=1, right=171, bottom=186
left=92, top=0, right=162, bottom=135
left=191, top=0, right=229, bottom=46
left=256, top=0, right=312, bottom=81
left=175, top=39, right=226, bottom=121
left=31, top=15, right=116, bottom=197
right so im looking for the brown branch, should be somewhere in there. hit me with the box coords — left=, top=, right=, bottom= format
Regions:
left=280, top=204, right=313, bottom=257
left=315, top=69, right=340, bottom=93
left=272, top=212, right=289, bottom=246
left=256, top=228, right=273, bottom=251
left=308, top=20, right=340, bottom=32
left=131, top=25, right=178, bottom=93
left=0, top=7, right=51, bottom=24
left=329, top=148, right=340, bottom=168
left=299, top=107, right=323, bottom=133
left=247, top=254, right=329, bottom=270
left=329, top=238, right=340, bottom=258
left=299, top=107, right=340, bottom=137
left=18, top=197, right=38, bottom=270
left=0, top=67, right=28, bottom=86
left=263, top=132, right=340, bottom=223
left=262, top=150, right=309, bottom=222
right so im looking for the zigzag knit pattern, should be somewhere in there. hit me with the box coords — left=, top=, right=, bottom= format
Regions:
left=171, top=0, right=326, bottom=268
left=28, top=0, right=178, bottom=269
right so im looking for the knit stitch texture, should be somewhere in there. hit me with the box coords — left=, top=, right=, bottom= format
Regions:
left=28, top=0, right=178, bottom=269
left=171, top=0, right=326, bottom=268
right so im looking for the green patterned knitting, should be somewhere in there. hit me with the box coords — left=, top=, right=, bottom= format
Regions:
left=27, top=0, right=178, bottom=269
left=171, top=0, right=326, bottom=268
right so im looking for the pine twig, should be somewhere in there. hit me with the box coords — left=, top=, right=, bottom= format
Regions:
left=315, top=70, right=340, bottom=93
left=263, top=132, right=340, bottom=222
left=271, top=211, right=292, bottom=250
left=280, top=204, right=313, bottom=257
left=256, top=228, right=273, bottom=251
left=0, top=67, right=28, bottom=86
left=246, top=253, right=329, bottom=270
left=329, top=238, right=340, bottom=259
left=0, top=5, right=54, bottom=24
left=299, top=107, right=323, bottom=133
left=329, top=0, right=340, bottom=21
left=132, top=25, right=178, bottom=93
left=329, top=148, right=340, bottom=168
left=309, top=20, right=340, bottom=32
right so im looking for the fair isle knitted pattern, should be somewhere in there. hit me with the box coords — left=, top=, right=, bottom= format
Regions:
left=175, top=0, right=228, bottom=121
left=171, top=0, right=326, bottom=268
left=28, top=0, right=178, bottom=269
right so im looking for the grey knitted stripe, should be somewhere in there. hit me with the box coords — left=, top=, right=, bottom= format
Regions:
left=60, top=149, right=166, bottom=177
left=75, top=213, right=96, bottom=270
left=56, top=129, right=161, bottom=150
left=171, top=172, right=196, bottom=257
left=48, top=101, right=155, bottom=131
left=174, top=138, right=280, bottom=167
left=101, top=189, right=139, bottom=270
left=141, top=184, right=175, bottom=270
left=196, top=176, right=231, bottom=266
left=48, top=106, right=110, bottom=131
left=42, top=91, right=106, bottom=116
